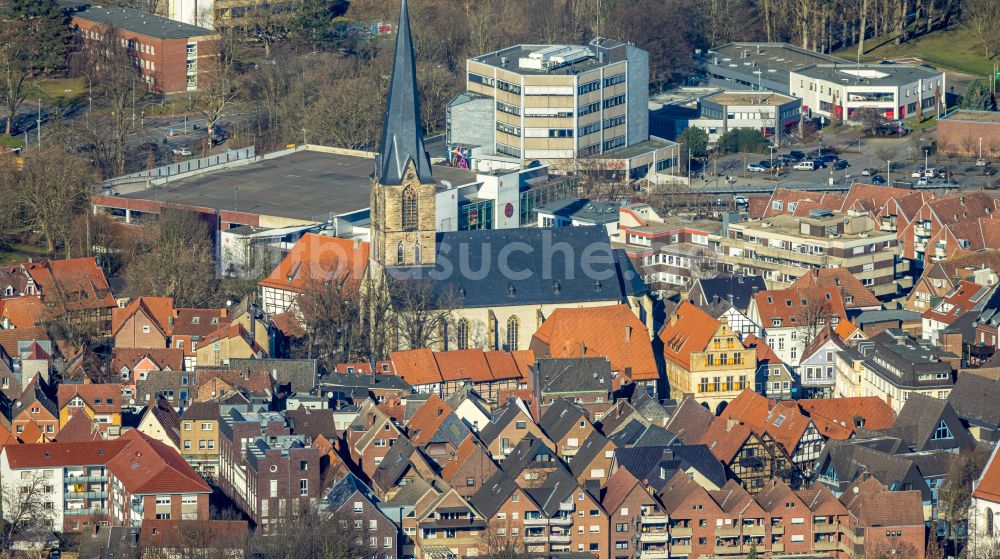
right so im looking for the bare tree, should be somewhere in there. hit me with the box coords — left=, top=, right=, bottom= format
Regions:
left=796, top=295, right=833, bottom=347
left=388, top=275, right=457, bottom=351
left=961, top=0, right=1000, bottom=58
left=480, top=520, right=535, bottom=559
left=0, top=471, right=56, bottom=553
left=2, top=147, right=97, bottom=254
left=249, top=508, right=374, bottom=559
left=296, top=276, right=364, bottom=369
left=865, top=537, right=921, bottom=559
left=87, top=24, right=143, bottom=177
left=0, top=32, right=37, bottom=136
left=940, top=446, right=991, bottom=553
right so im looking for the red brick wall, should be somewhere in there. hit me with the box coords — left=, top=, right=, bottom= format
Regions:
left=938, top=119, right=1000, bottom=157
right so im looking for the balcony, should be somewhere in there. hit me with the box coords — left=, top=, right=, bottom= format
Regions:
left=639, top=549, right=669, bottom=559
left=716, top=526, right=741, bottom=538
left=523, top=517, right=548, bottom=526
left=65, top=491, right=107, bottom=500
left=715, top=544, right=744, bottom=555
left=744, top=525, right=766, bottom=537
left=549, top=534, right=572, bottom=544
left=771, top=525, right=784, bottom=535
left=523, top=535, right=548, bottom=544
left=559, top=501, right=575, bottom=512
left=638, top=531, right=669, bottom=543
left=549, top=516, right=573, bottom=526
left=64, top=475, right=104, bottom=483
left=642, top=514, right=668, bottom=524
left=670, top=544, right=692, bottom=555
left=771, top=543, right=784, bottom=552
left=815, top=540, right=839, bottom=551
left=814, top=523, right=839, bottom=534
left=671, top=526, right=692, bottom=538
left=65, top=508, right=108, bottom=516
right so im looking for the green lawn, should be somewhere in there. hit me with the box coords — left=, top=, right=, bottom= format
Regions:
left=32, top=76, right=88, bottom=107
left=0, top=134, right=24, bottom=149
left=834, top=26, right=994, bottom=77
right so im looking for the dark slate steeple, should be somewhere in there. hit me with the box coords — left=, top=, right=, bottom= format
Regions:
left=376, top=0, right=434, bottom=185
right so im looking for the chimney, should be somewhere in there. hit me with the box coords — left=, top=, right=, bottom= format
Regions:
left=580, top=341, right=586, bottom=357
left=752, top=286, right=759, bottom=294
left=437, top=407, right=443, bottom=417
left=625, top=326, right=632, bottom=342
left=669, top=314, right=678, bottom=327
left=726, top=418, right=740, bottom=431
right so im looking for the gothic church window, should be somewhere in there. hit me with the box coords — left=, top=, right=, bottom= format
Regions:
left=401, top=186, right=417, bottom=231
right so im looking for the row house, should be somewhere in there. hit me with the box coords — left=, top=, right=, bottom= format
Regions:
left=798, top=326, right=848, bottom=398
left=57, top=383, right=124, bottom=438
left=0, top=297, right=44, bottom=329
left=660, top=302, right=757, bottom=414
left=922, top=280, right=996, bottom=345
left=346, top=399, right=406, bottom=479
left=530, top=304, right=659, bottom=396
left=0, top=430, right=210, bottom=532
left=12, top=377, right=59, bottom=442
left=479, top=398, right=554, bottom=461
left=390, top=348, right=532, bottom=404
left=20, top=258, right=116, bottom=337
left=603, top=468, right=669, bottom=559
left=179, top=401, right=221, bottom=480
left=321, top=473, right=397, bottom=559
left=836, top=329, right=955, bottom=412
left=112, top=297, right=175, bottom=350
left=747, top=285, right=847, bottom=370
left=539, top=398, right=597, bottom=459
left=533, top=357, right=616, bottom=420
left=699, top=415, right=794, bottom=493
left=721, top=210, right=900, bottom=297
left=720, top=390, right=825, bottom=475
left=171, top=307, right=232, bottom=369
left=408, top=479, right=487, bottom=559
left=901, top=193, right=998, bottom=265
left=973, top=287, right=1000, bottom=364
left=617, top=203, right=723, bottom=295
left=743, top=334, right=797, bottom=400
left=905, top=250, right=1000, bottom=312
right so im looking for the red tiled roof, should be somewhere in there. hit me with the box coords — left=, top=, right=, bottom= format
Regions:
left=440, top=436, right=482, bottom=482
left=974, top=446, right=1000, bottom=502
left=834, top=320, right=861, bottom=340
left=742, top=334, right=783, bottom=365
left=23, top=258, right=115, bottom=312
left=3, top=439, right=129, bottom=468
left=106, top=429, right=211, bottom=494
left=787, top=397, right=895, bottom=439
left=751, top=286, right=847, bottom=328
left=0, top=327, right=48, bottom=358
left=659, top=301, right=721, bottom=369
left=112, top=297, right=175, bottom=338
left=170, top=307, right=230, bottom=337
left=270, top=312, right=304, bottom=338
left=434, top=350, right=493, bottom=383
left=699, top=416, right=753, bottom=463
left=258, top=233, right=369, bottom=293
left=195, top=369, right=272, bottom=395
left=390, top=348, right=442, bottom=386
left=0, top=297, right=44, bottom=328
left=112, top=348, right=184, bottom=373
left=719, top=390, right=811, bottom=457
left=531, top=304, right=657, bottom=380
left=407, top=394, right=453, bottom=446
left=790, top=269, right=880, bottom=309
left=57, top=384, right=123, bottom=414
left=54, top=410, right=103, bottom=442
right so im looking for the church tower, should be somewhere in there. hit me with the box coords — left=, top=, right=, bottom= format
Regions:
left=371, top=0, right=436, bottom=267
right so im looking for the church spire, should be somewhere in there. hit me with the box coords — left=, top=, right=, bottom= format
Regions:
left=376, top=0, right=433, bottom=186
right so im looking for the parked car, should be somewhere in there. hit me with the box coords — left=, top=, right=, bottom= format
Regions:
left=793, top=161, right=817, bottom=171
left=820, top=153, right=840, bottom=163
left=976, top=158, right=989, bottom=167
left=787, top=150, right=806, bottom=161
left=911, top=168, right=925, bottom=178
left=172, top=147, right=192, bottom=156
left=916, top=177, right=929, bottom=186
left=813, top=159, right=827, bottom=169
left=870, top=175, right=886, bottom=185
left=923, top=167, right=937, bottom=178
left=935, top=168, right=949, bottom=179
left=986, top=166, right=997, bottom=176
left=820, top=146, right=838, bottom=155
left=747, top=163, right=768, bottom=172
left=861, top=168, right=878, bottom=176
left=757, top=160, right=773, bottom=168
left=833, top=160, right=850, bottom=170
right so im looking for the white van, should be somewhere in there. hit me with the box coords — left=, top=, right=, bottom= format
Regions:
left=793, top=161, right=816, bottom=171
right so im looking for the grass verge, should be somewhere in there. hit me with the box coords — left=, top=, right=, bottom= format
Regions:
left=834, top=26, right=995, bottom=77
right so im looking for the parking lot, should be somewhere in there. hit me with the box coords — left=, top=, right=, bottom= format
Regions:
left=687, top=127, right=999, bottom=193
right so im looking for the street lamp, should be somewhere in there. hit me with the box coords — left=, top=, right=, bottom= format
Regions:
left=81, top=71, right=93, bottom=124
left=924, top=149, right=929, bottom=174
left=36, top=99, right=41, bottom=148
left=887, top=160, right=891, bottom=184
left=767, top=145, right=777, bottom=180
left=980, top=137, right=984, bottom=160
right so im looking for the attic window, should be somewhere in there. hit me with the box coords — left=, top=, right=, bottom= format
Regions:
left=772, top=319, right=781, bottom=326
left=552, top=281, right=561, bottom=294
left=786, top=300, right=792, bottom=307
left=594, top=280, right=603, bottom=292
left=508, top=284, right=516, bottom=298
left=211, top=318, right=219, bottom=324
left=825, top=293, right=831, bottom=300
left=191, top=317, right=200, bottom=324
left=767, top=297, right=773, bottom=303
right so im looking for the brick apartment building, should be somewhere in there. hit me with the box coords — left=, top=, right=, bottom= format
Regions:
left=217, top=408, right=321, bottom=530
left=68, top=3, right=219, bottom=94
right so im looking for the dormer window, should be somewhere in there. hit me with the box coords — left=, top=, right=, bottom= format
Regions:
left=191, top=317, right=200, bottom=324
left=772, top=318, right=781, bottom=327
